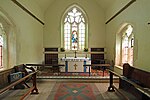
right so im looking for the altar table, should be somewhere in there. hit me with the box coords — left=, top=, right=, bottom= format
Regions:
left=60, top=57, right=91, bottom=72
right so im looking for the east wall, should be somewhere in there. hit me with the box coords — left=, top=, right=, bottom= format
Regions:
left=0, top=0, right=44, bottom=68
left=44, top=0, right=106, bottom=48
left=106, top=0, right=150, bottom=71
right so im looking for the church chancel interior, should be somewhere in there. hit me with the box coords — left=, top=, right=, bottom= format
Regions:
left=0, top=0, right=150, bottom=100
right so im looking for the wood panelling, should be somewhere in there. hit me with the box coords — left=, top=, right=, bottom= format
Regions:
left=44, top=48, right=58, bottom=52
left=91, top=54, right=104, bottom=64
left=45, top=54, right=58, bottom=64
left=91, top=48, right=104, bottom=52
left=90, top=48, right=105, bottom=64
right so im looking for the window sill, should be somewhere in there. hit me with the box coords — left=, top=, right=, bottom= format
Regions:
left=114, top=65, right=123, bottom=75
left=115, top=65, right=123, bottom=70
left=0, top=68, right=5, bottom=72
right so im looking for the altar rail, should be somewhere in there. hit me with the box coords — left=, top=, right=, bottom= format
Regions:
left=108, top=63, right=150, bottom=100
left=26, top=64, right=65, bottom=75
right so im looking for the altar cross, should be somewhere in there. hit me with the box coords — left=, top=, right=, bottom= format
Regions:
left=74, top=64, right=77, bottom=70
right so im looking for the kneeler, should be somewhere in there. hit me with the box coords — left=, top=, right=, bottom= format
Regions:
left=8, top=72, right=26, bottom=89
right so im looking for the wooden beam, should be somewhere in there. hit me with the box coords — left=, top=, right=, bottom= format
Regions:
left=11, top=0, right=44, bottom=25
left=105, top=0, right=136, bottom=24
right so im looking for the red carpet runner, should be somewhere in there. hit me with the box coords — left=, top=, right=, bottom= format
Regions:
left=48, top=83, right=103, bottom=100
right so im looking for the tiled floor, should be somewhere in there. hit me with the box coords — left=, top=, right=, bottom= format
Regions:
left=0, top=79, right=123, bottom=100
left=23, top=79, right=123, bottom=100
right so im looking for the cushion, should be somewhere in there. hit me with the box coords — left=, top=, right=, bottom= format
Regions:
left=8, top=72, right=23, bottom=83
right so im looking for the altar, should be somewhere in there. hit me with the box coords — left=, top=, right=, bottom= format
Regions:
left=60, top=57, right=91, bottom=72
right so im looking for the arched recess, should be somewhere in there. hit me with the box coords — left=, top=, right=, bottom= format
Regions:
left=0, top=8, right=16, bottom=70
left=115, top=23, right=134, bottom=66
left=61, top=4, right=88, bottom=51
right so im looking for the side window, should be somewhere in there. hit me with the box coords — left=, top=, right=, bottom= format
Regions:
left=121, top=25, right=134, bottom=66
left=115, top=24, right=134, bottom=66
left=0, top=23, right=4, bottom=68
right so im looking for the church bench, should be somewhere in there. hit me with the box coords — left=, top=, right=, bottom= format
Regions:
left=108, top=63, right=150, bottom=100
left=0, top=68, right=15, bottom=89
left=0, top=64, right=38, bottom=100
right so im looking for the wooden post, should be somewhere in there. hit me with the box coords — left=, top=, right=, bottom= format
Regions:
left=31, top=72, right=39, bottom=94
left=108, top=71, right=115, bottom=92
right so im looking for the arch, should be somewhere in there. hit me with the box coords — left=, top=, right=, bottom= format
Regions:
left=115, top=23, right=134, bottom=66
left=61, top=4, right=88, bottom=51
left=0, top=8, right=16, bottom=69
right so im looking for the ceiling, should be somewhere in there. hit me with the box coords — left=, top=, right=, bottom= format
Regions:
left=35, top=0, right=116, bottom=13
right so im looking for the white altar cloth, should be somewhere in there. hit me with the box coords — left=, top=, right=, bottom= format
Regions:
left=60, top=57, right=91, bottom=72
left=61, top=57, right=90, bottom=61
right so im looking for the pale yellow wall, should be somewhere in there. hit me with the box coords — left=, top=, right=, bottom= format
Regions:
left=44, top=0, right=106, bottom=48
left=105, top=0, right=130, bottom=21
left=0, top=0, right=44, bottom=68
left=106, top=0, right=150, bottom=71
left=18, top=0, right=44, bottom=23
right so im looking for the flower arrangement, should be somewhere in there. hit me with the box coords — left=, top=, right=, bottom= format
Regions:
left=60, top=47, right=65, bottom=52
left=84, top=48, right=88, bottom=52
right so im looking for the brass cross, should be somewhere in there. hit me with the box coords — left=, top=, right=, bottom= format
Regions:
left=74, top=64, right=77, bottom=70
left=74, top=50, right=77, bottom=58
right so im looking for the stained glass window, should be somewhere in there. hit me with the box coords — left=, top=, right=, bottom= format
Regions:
left=64, top=7, right=86, bottom=50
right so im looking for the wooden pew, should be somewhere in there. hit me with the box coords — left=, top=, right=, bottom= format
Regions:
left=0, top=68, right=15, bottom=89
left=108, top=63, right=150, bottom=100
left=0, top=64, right=38, bottom=100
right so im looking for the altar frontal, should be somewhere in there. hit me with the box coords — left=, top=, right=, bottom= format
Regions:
left=60, top=57, right=91, bottom=73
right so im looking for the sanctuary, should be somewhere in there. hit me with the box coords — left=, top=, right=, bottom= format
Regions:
left=60, top=57, right=91, bottom=73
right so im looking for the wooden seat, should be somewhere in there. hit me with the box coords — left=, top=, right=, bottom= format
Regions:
left=108, top=63, right=150, bottom=100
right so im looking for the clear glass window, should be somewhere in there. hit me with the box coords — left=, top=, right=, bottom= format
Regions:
left=122, top=25, right=134, bottom=66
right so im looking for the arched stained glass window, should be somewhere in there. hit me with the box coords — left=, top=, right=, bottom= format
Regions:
left=63, top=7, right=86, bottom=51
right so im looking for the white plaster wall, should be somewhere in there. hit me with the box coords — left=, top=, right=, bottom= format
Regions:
left=44, top=0, right=106, bottom=48
left=106, top=0, right=150, bottom=71
left=105, top=0, right=130, bottom=21
left=18, top=0, right=44, bottom=23
left=0, top=0, right=43, bottom=68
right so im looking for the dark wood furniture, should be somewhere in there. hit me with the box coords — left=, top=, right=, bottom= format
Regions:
left=90, top=48, right=106, bottom=75
left=44, top=48, right=60, bottom=74
left=26, top=64, right=65, bottom=75
left=44, top=48, right=58, bottom=64
left=0, top=68, right=15, bottom=89
left=0, top=64, right=38, bottom=100
left=45, top=54, right=58, bottom=64
left=91, top=48, right=105, bottom=64
left=108, top=63, right=150, bottom=100
left=83, top=64, right=110, bottom=76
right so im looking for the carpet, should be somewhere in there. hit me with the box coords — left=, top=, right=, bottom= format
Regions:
left=47, top=83, right=103, bottom=100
